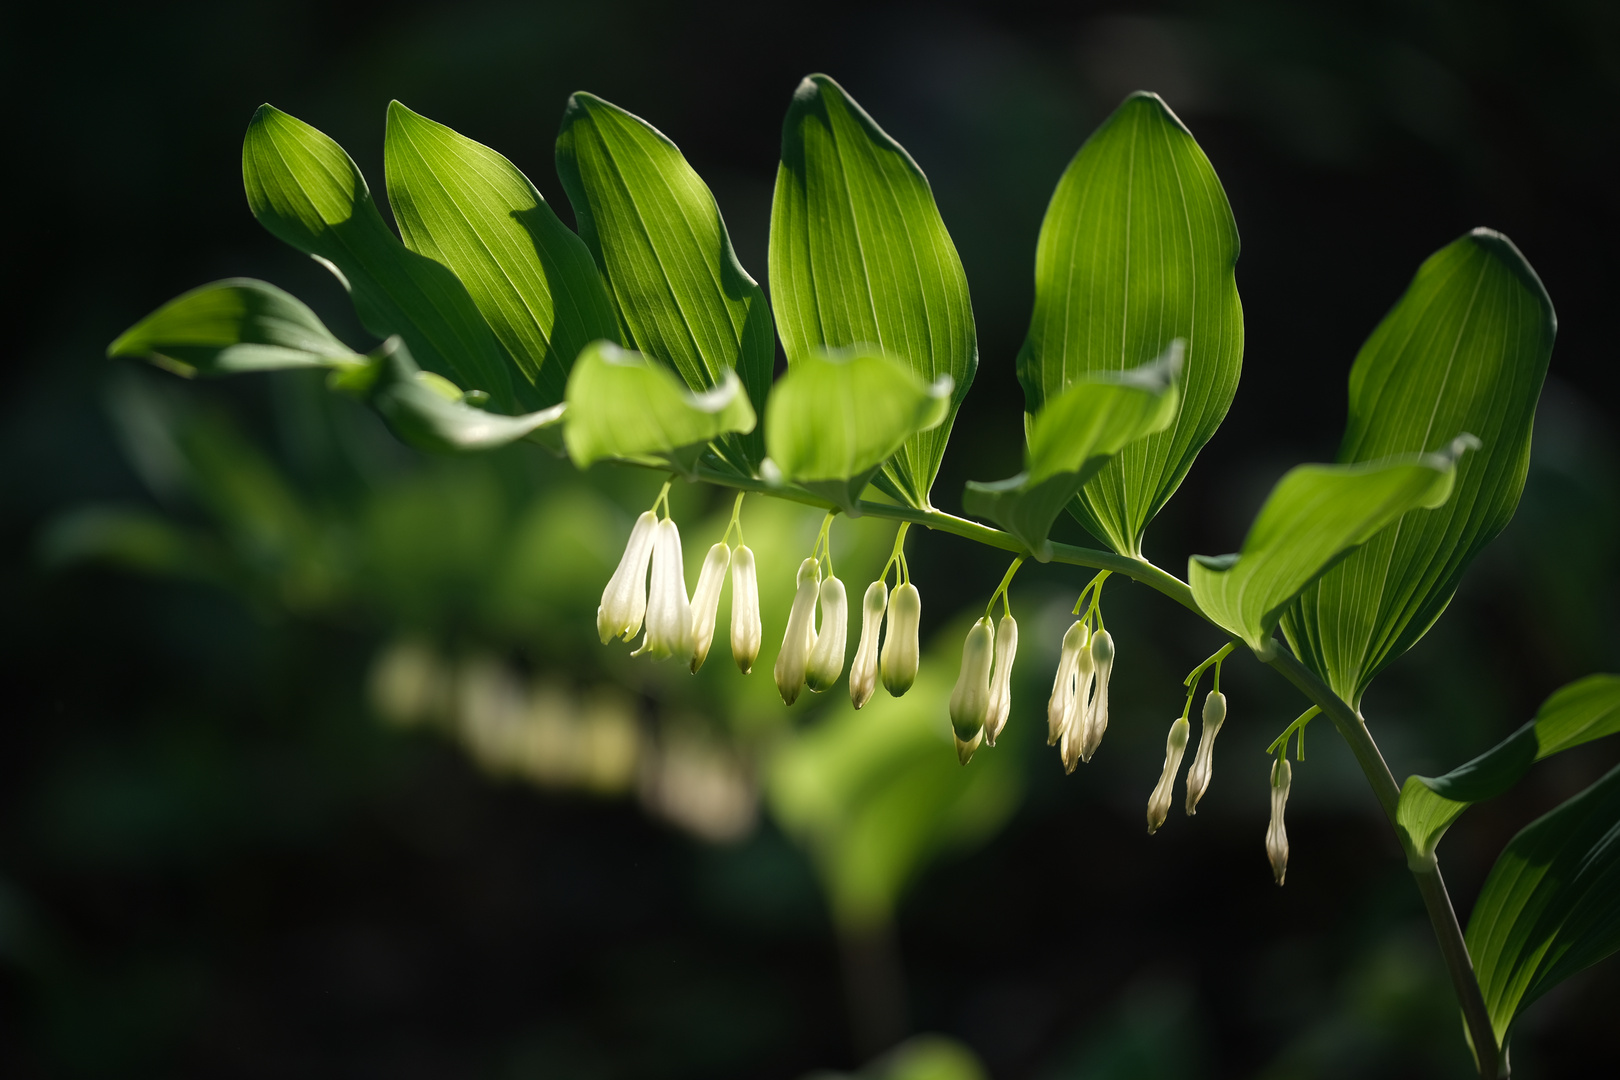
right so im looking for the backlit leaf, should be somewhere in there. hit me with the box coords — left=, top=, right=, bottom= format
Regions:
left=769, top=74, right=976, bottom=510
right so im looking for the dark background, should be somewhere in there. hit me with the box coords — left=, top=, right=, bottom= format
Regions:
left=3, top=0, right=1619, bottom=1076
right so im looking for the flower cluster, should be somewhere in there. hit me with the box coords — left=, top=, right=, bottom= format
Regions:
left=1044, top=574, right=1115, bottom=772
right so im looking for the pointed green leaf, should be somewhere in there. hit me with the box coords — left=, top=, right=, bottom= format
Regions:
left=1018, top=92, right=1242, bottom=556
left=383, top=101, right=620, bottom=408
left=1397, top=675, right=1620, bottom=858
left=555, top=93, right=771, bottom=473
left=364, top=337, right=565, bottom=454
left=564, top=340, right=756, bottom=469
left=1465, top=762, right=1620, bottom=1046
left=964, top=343, right=1181, bottom=559
left=769, top=74, right=977, bottom=510
left=1282, top=230, right=1557, bottom=703
left=242, top=104, right=518, bottom=411
left=1189, top=437, right=1473, bottom=652
left=764, top=349, right=951, bottom=516
left=108, top=278, right=363, bottom=377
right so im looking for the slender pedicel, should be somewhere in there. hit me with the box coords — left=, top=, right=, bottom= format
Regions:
left=1146, top=717, right=1191, bottom=833
left=632, top=517, right=692, bottom=660
left=849, top=581, right=888, bottom=709
left=1267, top=757, right=1292, bottom=885
left=805, top=573, right=849, bottom=693
left=880, top=582, right=921, bottom=697
left=598, top=510, right=658, bottom=644
left=984, top=613, right=1018, bottom=746
left=774, top=557, right=821, bottom=705
left=949, top=616, right=995, bottom=764
left=1185, top=690, right=1227, bottom=815
left=730, top=544, right=762, bottom=674
left=688, top=541, right=732, bottom=673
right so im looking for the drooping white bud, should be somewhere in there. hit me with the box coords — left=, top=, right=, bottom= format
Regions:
left=774, top=557, right=821, bottom=705
left=688, top=542, right=732, bottom=673
left=632, top=518, right=692, bottom=660
left=984, top=614, right=1018, bottom=746
left=1267, top=757, right=1292, bottom=885
left=949, top=617, right=995, bottom=764
left=849, top=581, right=888, bottom=709
left=597, top=510, right=658, bottom=643
left=1184, top=691, right=1227, bottom=815
left=1080, top=629, right=1115, bottom=761
left=729, top=544, right=762, bottom=674
left=1047, top=621, right=1088, bottom=746
left=1146, top=716, right=1191, bottom=834
left=880, top=582, right=921, bottom=697
left=805, top=574, right=849, bottom=693
left=1060, top=641, right=1096, bottom=774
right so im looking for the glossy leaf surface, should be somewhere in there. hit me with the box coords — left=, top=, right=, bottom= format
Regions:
left=564, top=341, right=755, bottom=469
left=108, top=278, right=361, bottom=377
left=1397, top=675, right=1620, bottom=858
left=963, top=343, right=1181, bottom=559
left=367, top=338, right=565, bottom=454
left=1282, top=230, right=1556, bottom=704
left=1018, top=92, right=1242, bottom=556
left=764, top=349, right=950, bottom=515
left=769, top=74, right=976, bottom=509
left=556, top=93, right=772, bottom=472
left=1189, top=438, right=1472, bottom=652
left=383, top=101, right=619, bottom=407
left=242, top=105, right=516, bottom=410
left=1465, top=762, right=1620, bottom=1045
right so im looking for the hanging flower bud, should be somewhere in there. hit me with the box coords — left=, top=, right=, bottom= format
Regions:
left=949, top=617, right=995, bottom=764
left=774, top=557, right=821, bottom=705
left=1080, top=629, right=1115, bottom=761
left=1146, top=716, right=1191, bottom=834
left=688, top=542, right=732, bottom=673
left=880, top=582, right=921, bottom=697
left=1184, top=691, right=1227, bottom=815
left=849, top=581, right=888, bottom=709
left=1047, top=621, right=1089, bottom=746
left=632, top=518, right=692, bottom=660
left=984, top=613, right=1018, bottom=746
left=805, top=574, right=849, bottom=693
left=1267, top=757, right=1292, bottom=885
left=730, top=545, right=762, bottom=674
left=1059, top=642, right=1096, bottom=774
left=597, top=510, right=658, bottom=644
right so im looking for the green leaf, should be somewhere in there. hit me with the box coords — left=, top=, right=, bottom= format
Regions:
left=1465, top=762, right=1620, bottom=1046
left=367, top=337, right=565, bottom=454
left=1188, top=437, right=1474, bottom=652
left=763, top=349, right=950, bottom=515
left=769, top=74, right=977, bottom=510
left=383, top=101, right=620, bottom=408
left=555, top=93, right=772, bottom=473
left=1397, top=675, right=1620, bottom=858
left=1018, top=92, right=1242, bottom=556
left=964, top=343, right=1181, bottom=559
left=242, top=104, right=518, bottom=411
left=1281, top=230, right=1557, bottom=704
left=564, top=340, right=756, bottom=469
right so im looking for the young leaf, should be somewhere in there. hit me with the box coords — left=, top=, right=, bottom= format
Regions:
left=242, top=104, right=518, bottom=411
left=1282, top=230, right=1557, bottom=704
left=769, top=74, right=976, bottom=510
left=383, top=102, right=620, bottom=408
left=1018, top=92, right=1242, bottom=557
left=555, top=93, right=772, bottom=473
left=365, top=338, right=565, bottom=454
left=1397, top=674, right=1620, bottom=858
left=108, top=278, right=362, bottom=377
left=564, top=340, right=756, bottom=469
left=1189, top=437, right=1474, bottom=653
left=1465, top=762, right=1620, bottom=1047
left=764, top=349, right=951, bottom=515
left=963, top=343, right=1182, bottom=559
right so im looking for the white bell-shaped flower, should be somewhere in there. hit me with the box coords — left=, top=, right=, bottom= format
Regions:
left=597, top=510, right=658, bottom=643
left=632, top=518, right=692, bottom=660
left=1184, top=690, right=1227, bottom=815
left=1267, top=757, right=1292, bottom=885
left=1047, top=621, right=1088, bottom=746
left=949, top=617, right=995, bottom=764
left=984, top=613, right=1018, bottom=746
left=1080, top=629, right=1115, bottom=761
left=1060, top=642, right=1096, bottom=774
left=849, top=581, right=888, bottom=709
left=805, top=574, right=849, bottom=693
left=688, top=542, right=732, bottom=673
left=729, top=544, right=762, bottom=674
left=1146, top=716, right=1191, bottom=834
left=880, top=582, right=921, bottom=697
left=774, top=557, right=821, bottom=705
